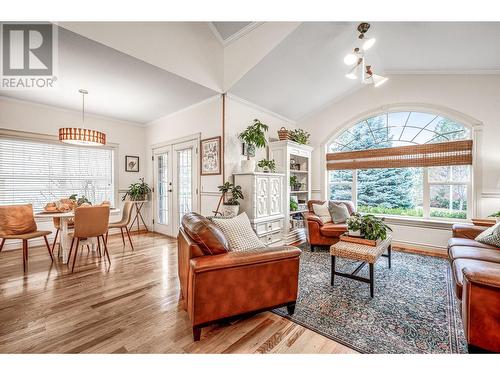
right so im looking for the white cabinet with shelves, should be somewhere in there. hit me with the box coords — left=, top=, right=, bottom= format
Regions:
left=268, top=140, right=313, bottom=245
left=234, top=172, right=285, bottom=246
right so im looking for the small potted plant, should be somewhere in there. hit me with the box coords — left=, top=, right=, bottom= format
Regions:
left=123, top=178, right=151, bottom=201
left=257, top=159, right=276, bottom=173
left=290, top=175, right=302, bottom=191
left=290, top=198, right=299, bottom=212
left=346, top=212, right=363, bottom=237
left=289, top=128, right=310, bottom=145
left=218, top=182, right=244, bottom=217
left=238, top=119, right=269, bottom=173
left=488, top=211, right=500, bottom=223
left=361, top=214, right=392, bottom=241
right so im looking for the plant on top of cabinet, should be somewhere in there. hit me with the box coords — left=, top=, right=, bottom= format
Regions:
left=238, top=119, right=269, bottom=173
left=257, top=159, right=276, bottom=173
left=289, top=128, right=310, bottom=145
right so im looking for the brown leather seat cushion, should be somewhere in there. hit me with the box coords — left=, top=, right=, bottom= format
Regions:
left=447, top=237, right=497, bottom=250
left=449, top=246, right=500, bottom=264
left=1, top=230, right=52, bottom=240
left=320, top=223, right=348, bottom=237
left=452, top=259, right=500, bottom=299
left=181, top=213, right=230, bottom=255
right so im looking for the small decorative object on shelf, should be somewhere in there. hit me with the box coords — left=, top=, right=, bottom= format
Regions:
left=216, top=182, right=244, bottom=217
left=290, top=158, right=301, bottom=170
left=278, top=127, right=291, bottom=140
left=289, top=129, right=310, bottom=145
left=290, top=198, right=299, bottom=212
left=289, top=175, right=302, bottom=191
left=346, top=212, right=392, bottom=244
left=123, top=178, right=151, bottom=201
left=257, top=159, right=276, bottom=173
left=238, top=119, right=269, bottom=173
left=488, top=210, right=500, bottom=223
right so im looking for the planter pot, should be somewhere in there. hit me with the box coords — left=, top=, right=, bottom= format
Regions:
left=222, top=204, right=239, bottom=217
left=131, top=194, right=147, bottom=201
left=241, top=159, right=256, bottom=173
left=348, top=229, right=362, bottom=237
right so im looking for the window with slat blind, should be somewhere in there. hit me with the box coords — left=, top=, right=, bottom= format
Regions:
left=0, top=137, right=114, bottom=211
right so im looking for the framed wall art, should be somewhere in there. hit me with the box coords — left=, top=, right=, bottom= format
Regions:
left=125, top=155, right=140, bottom=172
left=200, top=136, right=221, bottom=175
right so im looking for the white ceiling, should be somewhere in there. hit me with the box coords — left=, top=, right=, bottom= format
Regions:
left=230, top=22, right=500, bottom=121
left=211, top=22, right=252, bottom=41
left=0, top=27, right=217, bottom=124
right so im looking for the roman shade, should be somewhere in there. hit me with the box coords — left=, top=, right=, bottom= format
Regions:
left=326, top=140, right=472, bottom=170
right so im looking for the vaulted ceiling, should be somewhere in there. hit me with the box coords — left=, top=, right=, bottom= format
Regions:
left=1, top=22, right=499, bottom=124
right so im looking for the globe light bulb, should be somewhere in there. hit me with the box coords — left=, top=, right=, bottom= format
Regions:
left=345, top=72, right=357, bottom=80
left=343, top=53, right=357, bottom=66
left=372, top=74, right=388, bottom=87
left=362, top=37, right=376, bottom=51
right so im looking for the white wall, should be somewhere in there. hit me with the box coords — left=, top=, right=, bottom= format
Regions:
left=0, top=96, right=147, bottom=249
left=298, top=74, right=500, bottom=249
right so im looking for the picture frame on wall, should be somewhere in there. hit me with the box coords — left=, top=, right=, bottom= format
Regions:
left=200, top=136, right=221, bottom=175
left=125, top=155, right=140, bottom=172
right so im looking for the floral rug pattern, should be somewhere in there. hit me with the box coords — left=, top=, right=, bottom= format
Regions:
left=273, top=246, right=467, bottom=354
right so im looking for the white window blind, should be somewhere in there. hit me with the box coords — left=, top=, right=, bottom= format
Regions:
left=0, top=137, right=114, bottom=211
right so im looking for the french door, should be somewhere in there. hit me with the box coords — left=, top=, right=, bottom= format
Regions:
left=153, top=138, right=199, bottom=237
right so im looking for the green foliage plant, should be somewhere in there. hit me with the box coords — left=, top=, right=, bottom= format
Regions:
left=123, top=178, right=151, bottom=201
left=289, top=129, right=310, bottom=145
left=238, top=119, right=269, bottom=160
left=218, top=182, right=244, bottom=205
left=257, top=159, right=276, bottom=172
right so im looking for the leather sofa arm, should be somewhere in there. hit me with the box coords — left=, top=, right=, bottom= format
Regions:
left=452, top=223, right=487, bottom=239
left=190, top=246, right=301, bottom=273
left=303, top=211, right=324, bottom=226
left=463, top=267, right=500, bottom=289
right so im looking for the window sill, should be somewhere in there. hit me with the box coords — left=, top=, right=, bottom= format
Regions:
left=367, top=214, right=466, bottom=230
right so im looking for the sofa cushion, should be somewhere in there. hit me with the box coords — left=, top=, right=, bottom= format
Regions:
left=452, top=258, right=500, bottom=299
left=447, top=237, right=497, bottom=250
left=212, top=212, right=265, bottom=251
left=181, top=212, right=230, bottom=255
left=475, top=222, right=500, bottom=247
left=320, top=223, right=348, bottom=237
left=449, top=246, right=500, bottom=264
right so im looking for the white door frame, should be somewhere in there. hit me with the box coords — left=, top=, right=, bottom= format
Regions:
left=151, top=134, right=201, bottom=237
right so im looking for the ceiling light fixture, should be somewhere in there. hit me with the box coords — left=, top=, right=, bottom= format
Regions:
left=343, top=22, right=387, bottom=88
left=59, top=89, right=106, bottom=147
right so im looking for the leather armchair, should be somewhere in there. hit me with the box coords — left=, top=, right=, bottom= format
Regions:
left=304, top=200, right=355, bottom=251
left=448, top=223, right=500, bottom=353
left=178, top=212, right=301, bottom=341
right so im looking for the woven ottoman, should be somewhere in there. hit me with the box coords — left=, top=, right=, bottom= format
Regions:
left=330, top=236, right=392, bottom=297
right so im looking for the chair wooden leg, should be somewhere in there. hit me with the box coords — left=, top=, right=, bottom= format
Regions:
left=125, top=227, right=134, bottom=251
left=86, top=244, right=91, bottom=253
left=105, top=231, right=108, bottom=244
left=67, top=238, right=75, bottom=264
left=101, top=235, right=111, bottom=264
left=97, top=236, right=102, bottom=258
left=43, top=236, right=54, bottom=262
left=193, top=326, right=202, bottom=341
left=51, top=229, right=59, bottom=253
left=22, top=240, right=28, bottom=273
left=0, top=238, right=5, bottom=253
left=71, top=238, right=80, bottom=273
left=120, top=228, right=125, bottom=246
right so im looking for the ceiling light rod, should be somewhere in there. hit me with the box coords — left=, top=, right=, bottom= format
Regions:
left=79, top=89, right=88, bottom=124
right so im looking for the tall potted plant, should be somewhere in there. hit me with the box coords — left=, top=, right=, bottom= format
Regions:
left=217, top=182, right=244, bottom=217
left=122, top=178, right=151, bottom=201
left=238, top=119, right=269, bottom=173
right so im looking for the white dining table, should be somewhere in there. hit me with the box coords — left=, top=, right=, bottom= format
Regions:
left=35, top=208, right=120, bottom=264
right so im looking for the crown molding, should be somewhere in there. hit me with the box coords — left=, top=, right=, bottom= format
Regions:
left=208, top=22, right=264, bottom=47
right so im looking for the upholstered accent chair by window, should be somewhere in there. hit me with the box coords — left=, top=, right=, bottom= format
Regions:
left=0, top=204, right=53, bottom=272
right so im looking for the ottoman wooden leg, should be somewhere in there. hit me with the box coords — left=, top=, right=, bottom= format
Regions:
left=331, top=255, right=336, bottom=286
left=387, top=244, right=392, bottom=269
left=369, top=263, right=374, bottom=298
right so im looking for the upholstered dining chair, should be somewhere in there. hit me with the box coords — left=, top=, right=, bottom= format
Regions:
left=106, top=201, right=134, bottom=250
left=0, top=204, right=53, bottom=272
left=68, top=206, right=110, bottom=273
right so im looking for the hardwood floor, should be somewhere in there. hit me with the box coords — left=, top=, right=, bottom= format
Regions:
left=0, top=232, right=356, bottom=354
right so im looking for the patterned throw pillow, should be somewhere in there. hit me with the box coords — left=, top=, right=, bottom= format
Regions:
left=475, top=222, right=500, bottom=248
left=211, top=212, right=265, bottom=251
left=312, top=202, right=332, bottom=224
left=328, top=201, right=351, bottom=224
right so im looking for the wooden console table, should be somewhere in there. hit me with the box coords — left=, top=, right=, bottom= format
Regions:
left=128, top=200, right=149, bottom=233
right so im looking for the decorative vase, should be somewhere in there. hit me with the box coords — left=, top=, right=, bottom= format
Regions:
left=241, top=159, right=256, bottom=173
left=262, top=166, right=270, bottom=173
left=222, top=204, right=239, bottom=217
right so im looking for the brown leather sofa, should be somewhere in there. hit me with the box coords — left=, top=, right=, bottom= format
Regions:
left=448, top=223, right=500, bottom=353
left=303, top=200, right=355, bottom=251
left=178, top=212, right=301, bottom=341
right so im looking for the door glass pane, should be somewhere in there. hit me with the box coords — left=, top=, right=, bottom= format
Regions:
left=430, top=184, right=467, bottom=219
left=157, top=153, right=169, bottom=225
left=177, top=148, right=192, bottom=224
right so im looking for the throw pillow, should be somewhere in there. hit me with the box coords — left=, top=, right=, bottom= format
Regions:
left=211, top=212, right=265, bottom=251
left=312, top=202, right=332, bottom=224
left=328, top=201, right=351, bottom=224
left=475, top=222, right=500, bottom=247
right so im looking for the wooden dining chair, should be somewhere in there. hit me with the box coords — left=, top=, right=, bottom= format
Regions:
left=68, top=206, right=110, bottom=273
left=0, top=204, right=53, bottom=272
left=106, top=201, right=134, bottom=250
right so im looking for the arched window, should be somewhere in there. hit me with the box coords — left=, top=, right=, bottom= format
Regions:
left=327, top=111, right=471, bottom=219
